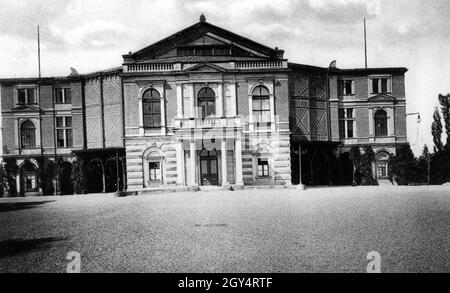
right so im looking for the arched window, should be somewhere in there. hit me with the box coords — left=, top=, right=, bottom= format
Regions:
left=143, top=89, right=161, bottom=128
left=252, top=86, right=270, bottom=127
left=197, top=87, right=216, bottom=118
left=20, top=120, right=36, bottom=149
left=21, top=161, right=38, bottom=193
left=374, top=110, right=388, bottom=137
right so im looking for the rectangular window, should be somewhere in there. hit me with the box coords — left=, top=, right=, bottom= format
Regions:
left=55, top=89, right=64, bottom=103
left=257, top=158, right=269, bottom=177
left=149, top=162, right=161, bottom=181
left=372, top=79, right=379, bottom=94
left=372, top=78, right=390, bottom=94
left=56, top=116, right=73, bottom=147
left=339, top=80, right=354, bottom=96
left=253, top=98, right=271, bottom=127
left=339, top=108, right=355, bottom=139
left=64, top=89, right=72, bottom=104
left=55, top=88, right=72, bottom=104
left=17, top=88, right=36, bottom=105
left=18, top=89, right=26, bottom=104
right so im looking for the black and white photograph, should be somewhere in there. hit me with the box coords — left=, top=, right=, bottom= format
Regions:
left=0, top=0, right=450, bottom=280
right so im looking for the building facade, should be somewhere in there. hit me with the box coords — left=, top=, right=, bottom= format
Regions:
left=0, top=16, right=408, bottom=196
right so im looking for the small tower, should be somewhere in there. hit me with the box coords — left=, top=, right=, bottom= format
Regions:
left=199, top=13, right=206, bottom=23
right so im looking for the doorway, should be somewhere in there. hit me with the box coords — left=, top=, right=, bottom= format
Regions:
left=199, top=149, right=219, bottom=186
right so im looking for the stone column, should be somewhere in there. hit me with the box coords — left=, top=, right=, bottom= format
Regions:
left=221, top=138, right=228, bottom=186
left=190, top=141, right=197, bottom=186
left=189, top=84, right=195, bottom=119
left=138, top=94, right=144, bottom=136
left=230, top=82, right=237, bottom=117
left=217, top=83, right=224, bottom=117
left=176, top=83, right=183, bottom=118
left=160, top=87, right=166, bottom=135
left=270, top=93, right=276, bottom=132
left=176, top=142, right=185, bottom=185
left=235, top=132, right=243, bottom=186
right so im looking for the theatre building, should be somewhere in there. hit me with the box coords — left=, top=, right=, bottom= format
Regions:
left=0, top=15, right=409, bottom=196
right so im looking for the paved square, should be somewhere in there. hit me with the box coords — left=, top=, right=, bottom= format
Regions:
left=1, top=186, right=450, bottom=273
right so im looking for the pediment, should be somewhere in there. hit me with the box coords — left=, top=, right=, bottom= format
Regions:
left=11, top=104, right=40, bottom=112
left=123, top=19, right=283, bottom=63
left=368, top=93, right=397, bottom=102
left=184, top=63, right=226, bottom=73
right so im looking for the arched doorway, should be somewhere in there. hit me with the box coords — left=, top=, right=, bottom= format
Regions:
left=312, top=151, right=331, bottom=186
left=60, top=161, right=73, bottom=195
left=199, top=149, right=218, bottom=186
left=86, top=159, right=103, bottom=194
left=375, top=151, right=390, bottom=180
left=20, top=161, right=39, bottom=195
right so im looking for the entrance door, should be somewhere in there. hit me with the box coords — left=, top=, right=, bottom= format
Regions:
left=199, top=149, right=219, bottom=186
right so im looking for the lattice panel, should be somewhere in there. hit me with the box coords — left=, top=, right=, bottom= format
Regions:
left=103, top=77, right=121, bottom=105
left=310, top=109, right=327, bottom=136
left=290, top=106, right=309, bottom=135
left=309, top=76, right=327, bottom=100
left=85, top=80, right=100, bottom=106
left=289, top=74, right=308, bottom=97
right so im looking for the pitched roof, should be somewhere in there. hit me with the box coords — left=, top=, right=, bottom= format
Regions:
left=123, top=20, right=284, bottom=63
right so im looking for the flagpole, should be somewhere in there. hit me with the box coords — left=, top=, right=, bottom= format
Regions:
left=38, top=25, right=41, bottom=79
left=364, top=18, right=368, bottom=69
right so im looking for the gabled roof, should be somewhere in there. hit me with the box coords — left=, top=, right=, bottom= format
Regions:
left=368, top=93, right=397, bottom=102
left=123, top=18, right=284, bottom=63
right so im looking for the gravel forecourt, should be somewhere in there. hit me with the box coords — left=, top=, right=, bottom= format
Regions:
left=1, top=186, right=450, bottom=273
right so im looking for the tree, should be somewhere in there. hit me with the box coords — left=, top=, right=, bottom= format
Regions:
left=416, top=145, right=431, bottom=184
left=353, top=146, right=377, bottom=186
left=438, top=94, right=450, bottom=146
left=71, top=158, right=87, bottom=194
left=431, top=107, right=443, bottom=152
left=3, top=158, right=18, bottom=197
left=388, top=144, right=417, bottom=185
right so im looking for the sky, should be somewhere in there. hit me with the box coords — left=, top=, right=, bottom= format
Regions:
left=0, top=0, right=449, bottom=155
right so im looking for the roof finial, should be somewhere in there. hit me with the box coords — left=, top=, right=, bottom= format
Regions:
left=200, top=13, right=206, bottom=23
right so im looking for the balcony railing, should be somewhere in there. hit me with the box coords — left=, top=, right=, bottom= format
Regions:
left=125, top=63, right=174, bottom=72
left=124, top=60, right=287, bottom=73
left=235, top=61, right=285, bottom=70
left=174, top=116, right=242, bottom=129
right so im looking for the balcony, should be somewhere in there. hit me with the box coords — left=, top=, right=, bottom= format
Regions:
left=174, top=116, right=242, bottom=129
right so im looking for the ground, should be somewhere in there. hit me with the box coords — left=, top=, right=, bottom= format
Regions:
left=1, top=186, right=450, bottom=273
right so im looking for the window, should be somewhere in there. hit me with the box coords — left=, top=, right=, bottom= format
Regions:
left=20, top=120, right=36, bottom=149
left=252, top=86, right=271, bottom=127
left=338, top=80, right=354, bottom=96
left=377, top=163, right=387, bottom=178
left=143, top=89, right=161, bottom=128
left=371, top=78, right=390, bottom=94
left=149, top=162, right=161, bottom=181
left=197, top=87, right=216, bottom=118
left=17, top=88, right=36, bottom=105
left=56, top=117, right=73, bottom=147
left=55, top=88, right=72, bottom=104
left=338, top=108, right=355, bottom=139
left=257, top=158, right=270, bottom=177
left=374, top=110, right=388, bottom=137
left=177, top=45, right=232, bottom=57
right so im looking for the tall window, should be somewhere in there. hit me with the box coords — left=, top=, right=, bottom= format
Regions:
left=20, top=120, right=36, bottom=149
left=149, top=162, right=162, bottom=181
left=252, top=86, right=270, bottom=127
left=372, top=78, right=390, bottom=94
left=197, top=87, right=216, bottom=118
left=374, top=110, right=388, bottom=137
left=257, top=158, right=270, bottom=178
left=55, top=88, right=72, bottom=104
left=338, top=80, right=355, bottom=96
left=339, top=108, right=355, bottom=139
left=143, top=89, right=161, bottom=128
left=56, top=117, right=73, bottom=147
left=17, top=88, right=36, bottom=105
